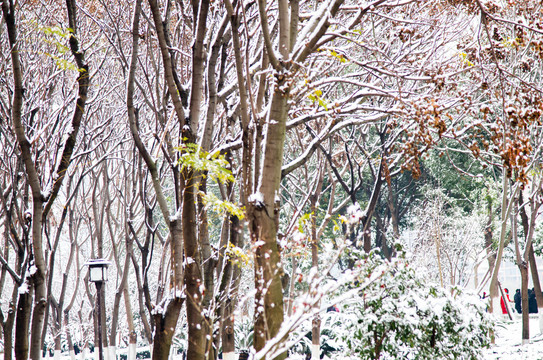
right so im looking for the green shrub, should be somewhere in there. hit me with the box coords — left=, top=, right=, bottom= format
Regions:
left=330, top=250, right=494, bottom=360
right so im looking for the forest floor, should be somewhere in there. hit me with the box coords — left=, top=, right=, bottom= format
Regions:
left=483, top=314, right=543, bottom=359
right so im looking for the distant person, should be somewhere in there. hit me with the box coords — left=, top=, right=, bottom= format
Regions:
left=505, top=288, right=512, bottom=302
left=500, top=288, right=513, bottom=315
left=529, top=288, right=538, bottom=313
left=514, top=289, right=522, bottom=314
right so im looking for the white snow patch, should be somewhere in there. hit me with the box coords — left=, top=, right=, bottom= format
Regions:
left=311, top=344, right=320, bottom=360
left=175, top=289, right=184, bottom=299
left=29, top=265, right=38, bottom=276
left=18, top=282, right=29, bottom=294
left=127, top=344, right=136, bottom=360
left=151, top=304, right=164, bottom=316
left=248, top=192, right=264, bottom=203
left=483, top=315, right=543, bottom=360
left=223, top=353, right=236, bottom=360
left=254, top=240, right=265, bottom=247
left=292, top=229, right=305, bottom=242
left=346, top=203, right=364, bottom=224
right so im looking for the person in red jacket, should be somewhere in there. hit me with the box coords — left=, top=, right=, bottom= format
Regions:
left=501, top=288, right=513, bottom=314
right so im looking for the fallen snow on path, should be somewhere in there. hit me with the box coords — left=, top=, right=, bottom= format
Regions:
left=483, top=315, right=543, bottom=360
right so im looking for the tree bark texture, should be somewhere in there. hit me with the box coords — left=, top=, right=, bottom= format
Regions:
left=182, top=132, right=205, bottom=359
left=251, top=78, right=289, bottom=356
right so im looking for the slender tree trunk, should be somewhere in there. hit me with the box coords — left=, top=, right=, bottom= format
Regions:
left=109, top=234, right=132, bottom=358
left=361, top=161, right=384, bottom=253
left=130, top=253, right=153, bottom=344
left=123, top=232, right=137, bottom=360
left=54, top=318, right=62, bottom=359
left=182, top=163, right=205, bottom=360
left=152, top=296, right=184, bottom=360
left=387, top=186, right=400, bottom=241
left=219, top=215, right=238, bottom=360
left=3, top=246, right=22, bottom=360
left=489, top=175, right=516, bottom=315
left=197, top=179, right=216, bottom=360
left=123, top=287, right=138, bottom=360
left=151, top=222, right=185, bottom=360
left=286, top=258, right=297, bottom=317
left=483, top=195, right=496, bottom=291
left=310, top=188, right=321, bottom=360
left=64, top=310, right=76, bottom=360
left=512, top=198, right=529, bottom=343
left=519, top=190, right=543, bottom=331
left=15, top=291, right=31, bottom=360
left=215, top=149, right=241, bottom=360
left=528, top=246, right=543, bottom=332
left=223, top=237, right=244, bottom=360
left=251, top=81, right=289, bottom=355
left=520, top=264, right=530, bottom=344
left=434, top=215, right=444, bottom=288
left=3, top=298, right=16, bottom=360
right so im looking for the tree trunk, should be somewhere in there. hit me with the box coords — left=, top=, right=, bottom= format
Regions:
left=217, top=181, right=241, bottom=360
left=310, top=189, right=321, bottom=360
left=489, top=175, right=516, bottom=315
left=54, top=325, right=62, bottom=359
left=151, top=297, right=184, bottom=360
left=151, top=222, right=184, bottom=360
left=65, top=310, right=76, bottom=360
left=127, top=0, right=185, bottom=356
left=251, top=202, right=286, bottom=357
left=361, top=160, right=384, bottom=253
left=251, top=82, right=288, bottom=352
left=182, top=164, right=206, bottom=360
left=198, top=179, right=216, bottom=360
left=110, top=232, right=133, bottom=354
left=122, top=234, right=137, bottom=360
left=528, top=246, right=543, bottom=332
left=123, top=286, right=138, bottom=360
left=520, top=262, right=530, bottom=344
left=519, top=190, right=543, bottom=331
left=3, top=263, right=20, bottom=360
left=218, top=215, right=244, bottom=360
left=250, top=67, right=289, bottom=358
left=512, top=195, right=529, bottom=344
left=14, top=291, right=31, bottom=360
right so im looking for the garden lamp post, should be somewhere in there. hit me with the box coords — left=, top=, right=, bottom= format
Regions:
left=86, top=259, right=111, bottom=360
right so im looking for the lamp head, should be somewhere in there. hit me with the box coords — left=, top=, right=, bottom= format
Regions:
left=85, top=259, right=111, bottom=282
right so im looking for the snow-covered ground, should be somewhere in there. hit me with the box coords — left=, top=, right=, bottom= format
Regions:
left=483, top=315, right=543, bottom=360
left=2, top=316, right=543, bottom=360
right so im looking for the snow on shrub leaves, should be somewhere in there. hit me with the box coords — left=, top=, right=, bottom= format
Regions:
left=325, top=250, right=494, bottom=360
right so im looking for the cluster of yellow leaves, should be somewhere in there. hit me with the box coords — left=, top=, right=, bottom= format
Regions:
left=199, top=192, right=245, bottom=220
left=177, top=143, right=234, bottom=184
left=225, top=242, right=251, bottom=268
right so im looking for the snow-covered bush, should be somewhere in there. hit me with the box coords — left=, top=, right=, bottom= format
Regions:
left=327, top=250, right=494, bottom=360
